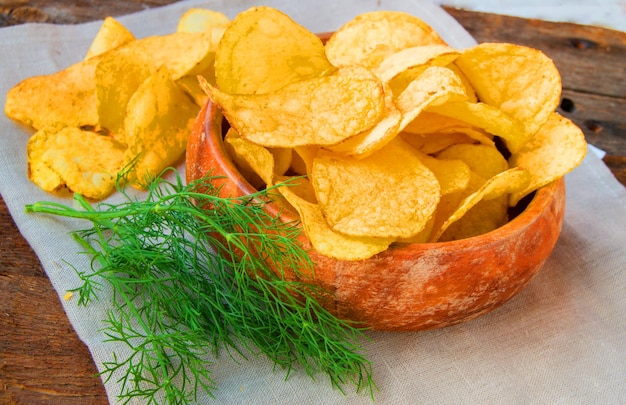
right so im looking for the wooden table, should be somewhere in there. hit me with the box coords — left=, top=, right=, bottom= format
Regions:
left=0, top=1, right=624, bottom=403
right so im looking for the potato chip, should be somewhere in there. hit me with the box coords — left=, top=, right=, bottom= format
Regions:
left=270, top=147, right=292, bottom=177
left=402, top=132, right=473, bottom=155
left=324, top=83, right=401, bottom=157
left=447, top=63, right=478, bottom=103
left=394, top=67, right=469, bottom=129
left=414, top=152, right=471, bottom=195
left=432, top=168, right=531, bottom=241
left=427, top=100, right=526, bottom=147
left=215, top=6, right=334, bottom=95
left=402, top=112, right=494, bottom=154
left=176, top=75, right=210, bottom=107
left=95, top=45, right=155, bottom=136
left=224, top=128, right=272, bottom=189
left=430, top=171, right=483, bottom=240
left=437, top=195, right=508, bottom=242
left=201, top=66, right=385, bottom=147
left=509, top=113, right=587, bottom=205
left=311, top=138, right=440, bottom=239
left=27, top=127, right=125, bottom=199
left=276, top=175, right=317, bottom=204
left=437, top=143, right=508, bottom=180
left=403, top=112, right=493, bottom=143
left=5, top=56, right=99, bottom=131
left=132, top=31, right=215, bottom=80
left=402, top=132, right=484, bottom=156
left=85, top=17, right=135, bottom=60
left=374, top=45, right=459, bottom=84
left=279, top=186, right=393, bottom=260
left=123, top=67, right=199, bottom=186
left=289, top=149, right=308, bottom=176
left=325, top=10, right=447, bottom=69
left=292, top=146, right=318, bottom=175
left=176, top=8, right=230, bottom=38
left=224, top=128, right=291, bottom=188
left=454, top=43, right=561, bottom=153
left=396, top=215, right=436, bottom=244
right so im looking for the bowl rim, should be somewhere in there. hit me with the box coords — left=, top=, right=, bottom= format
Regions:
left=195, top=98, right=565, bottom=253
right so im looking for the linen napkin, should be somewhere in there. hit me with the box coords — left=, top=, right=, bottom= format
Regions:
left=1, top=0, right=624, bottom=403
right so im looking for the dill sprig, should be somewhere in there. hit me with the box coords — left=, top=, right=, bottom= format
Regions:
left=25, top=168, right=375, bottom=404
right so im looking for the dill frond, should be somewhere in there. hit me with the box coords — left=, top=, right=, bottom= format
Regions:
left=25, top=168, right=375, bottom=404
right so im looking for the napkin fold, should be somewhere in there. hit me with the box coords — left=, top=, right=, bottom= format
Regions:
left=1, top=1, right=624, bottom=403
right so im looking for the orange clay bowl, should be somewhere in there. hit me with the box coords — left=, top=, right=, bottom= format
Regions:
left=186, top=99, right=566, bottom=332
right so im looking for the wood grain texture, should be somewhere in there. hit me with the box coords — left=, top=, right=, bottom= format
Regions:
left=0, top=2, right=624, bottom=404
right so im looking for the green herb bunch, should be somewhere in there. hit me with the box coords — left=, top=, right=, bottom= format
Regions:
left=26, top=169, right=375, bottom=404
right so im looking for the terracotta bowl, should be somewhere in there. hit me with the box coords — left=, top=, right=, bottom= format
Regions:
left=186, top=100, right=566, bottom=332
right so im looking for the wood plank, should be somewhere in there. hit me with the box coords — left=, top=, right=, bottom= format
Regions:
left=0, top=196, right=108, bottom=405
left=0, top=0, right=178, bottom=25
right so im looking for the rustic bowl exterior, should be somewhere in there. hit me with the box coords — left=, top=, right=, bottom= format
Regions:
left=187, top=100, right=566, bottom=331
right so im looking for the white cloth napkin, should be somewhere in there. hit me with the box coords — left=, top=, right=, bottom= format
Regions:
left=1, top=1, right=624, bottom=403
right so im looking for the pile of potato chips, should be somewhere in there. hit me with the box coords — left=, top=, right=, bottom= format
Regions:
left=5, top=9, right=231, bottom=199
left=5, top=5, right=586, bottom=260
left=199, top=7, right=587, bottom=260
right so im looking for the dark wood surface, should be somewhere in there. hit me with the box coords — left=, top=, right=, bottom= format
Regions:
left=0, top=1, right=624, bottom=404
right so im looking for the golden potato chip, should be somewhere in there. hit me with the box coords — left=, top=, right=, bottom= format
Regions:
left=123, top=67, right=199, bottom=185
left=324, top=83, right=401, bottom=157
left=374, top=45, right=460, bottom=84
left=438, top=195, right=508, bottom=242
left=266, top=176, right=315, bottom=218
left=325, top=10, right=447, bottom=69
left=403, top=112, right=493, bottom=144
left=224, top=128, right=272, bottom=189
left=95, top=45, right=155, bottom=136
left=176, top=75, right=210, bottom=107
left=131, top=31, right=215, bottom=80
left=437, top=143, right=508, bottom=179
left=414, top=152, right=471, bottom=195
left=394, top=67, right=469, bottom=129
left=432, top=168, right=531, bottom=241
left=5, top=56, right=99, bottom=130
left=215, top=6, right=334, bottom=95
left=275, top=175, right=317, bottom=204
left=311, top=137, right=440, bottom=239
left=174, top=10, right=224, bottom=99
left=427, top=100, right=526, bottom=147
left=446, top=63, right=478, bottom=103
left=430, top=171, right=483, bottom=240
left=455, top=43, right=561, bottom=152
left=176, top=8, right=230, bottom=38
left=85, top=17, right=135, bottom=60
left=270, top=147, right=292, bottom=177
left=201, top=66, right=385, bottom=147
left=402, top=132, right=487, bottom=155
left=224, top=128, right=291, bottom=188
left=396, top=215, right=436, bottom=244
left=27, top=127, right=125, bottom=199
left=279, top=186, right=393, bottom=260
left=509, top=113, right=587, bottom=205
left=289, top=149, right=308, bottom=176
left=292, top=146, right=318, bottom=175
left=27, top=131, right=63, bottom=193
left=402, top=132, right=473, bottom=155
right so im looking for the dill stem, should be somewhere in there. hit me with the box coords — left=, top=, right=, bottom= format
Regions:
left=25, top=171, right=376, bottom=403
